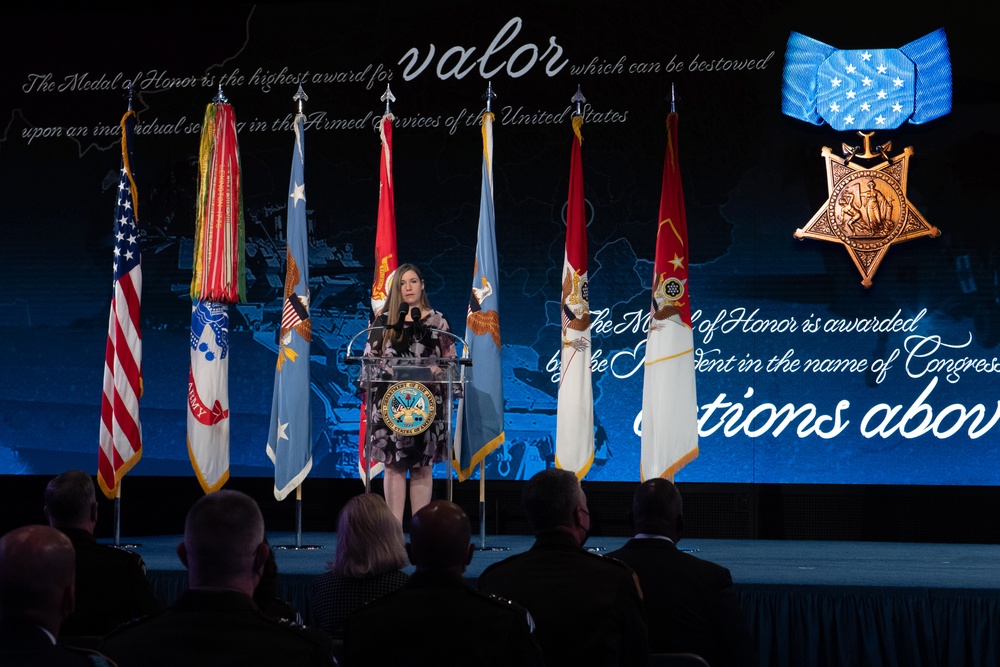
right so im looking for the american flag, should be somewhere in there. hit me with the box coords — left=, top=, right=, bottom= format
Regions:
left=281, top=293, right=309, bottom=331
left=98, top=109, right=143, bottom=499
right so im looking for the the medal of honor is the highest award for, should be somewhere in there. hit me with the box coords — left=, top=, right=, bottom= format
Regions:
left=782, top=29, right=952, bottom=287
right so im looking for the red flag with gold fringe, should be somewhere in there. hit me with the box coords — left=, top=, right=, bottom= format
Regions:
left=641, top=111, right=699, bottom=481
left=555, top=113, right=595, bottom=480
left=358, top=113, right=398, bottom=481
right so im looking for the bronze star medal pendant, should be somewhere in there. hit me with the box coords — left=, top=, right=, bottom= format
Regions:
left=794, top=131, right=939, bottom=287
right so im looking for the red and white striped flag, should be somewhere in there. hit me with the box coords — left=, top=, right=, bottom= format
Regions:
left=555, top=114, right=594, bottom=479
left=98, top=109, right=143, bottom=499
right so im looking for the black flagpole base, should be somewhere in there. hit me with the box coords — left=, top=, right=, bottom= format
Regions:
left=271, top=496, right=323, bottom=550
left=272, top=544, right=323, bottom=551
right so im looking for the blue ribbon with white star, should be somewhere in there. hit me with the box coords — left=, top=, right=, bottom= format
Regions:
left=781, top=28, right=951, bottom=131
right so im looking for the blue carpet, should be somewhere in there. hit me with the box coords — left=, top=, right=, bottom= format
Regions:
left=118, top=534, right=1000, bottom=667
left=123, top=533, right=1000, bottom=589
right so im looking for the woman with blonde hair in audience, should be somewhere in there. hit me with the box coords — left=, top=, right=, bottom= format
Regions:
left=311, top=493, right=409, bottom=640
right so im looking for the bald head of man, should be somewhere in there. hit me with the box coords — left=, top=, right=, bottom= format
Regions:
left=406, top=500, right=473, bottom=573
left=631, top=478, right=685, bottom=541
left=0, top=525, right=76, bottom=635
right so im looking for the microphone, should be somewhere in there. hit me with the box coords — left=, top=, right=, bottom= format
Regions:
left=392, top=302, right=408, bottom=332
left=411, top=308, right=427, bottom=340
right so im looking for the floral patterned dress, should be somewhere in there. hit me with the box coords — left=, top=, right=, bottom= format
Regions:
left=361, top=310, right=457, bottom=470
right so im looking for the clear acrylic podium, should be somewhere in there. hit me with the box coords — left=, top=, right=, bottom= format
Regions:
left=346, top=326, right=469, bottom=499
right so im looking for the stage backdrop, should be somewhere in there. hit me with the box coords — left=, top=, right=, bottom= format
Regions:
left=1, top=2, right=997, bottom=485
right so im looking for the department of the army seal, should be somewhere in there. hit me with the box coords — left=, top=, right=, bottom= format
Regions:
left=380, top=380, right=437, bottom=436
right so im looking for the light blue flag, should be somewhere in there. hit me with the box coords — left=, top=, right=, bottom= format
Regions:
left=455, top=111, right=505, bottom=481
left=266, top=113, right=313, bottom=500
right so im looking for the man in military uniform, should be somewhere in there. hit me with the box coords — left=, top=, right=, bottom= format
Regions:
left=607, top=478, right=757, bottom=667
left=0, top=525, right=117, bottom=666
left=44, top=470, right=159, bottom=637
left=345, top=500, right=543, bottom=666
left=477, top=468, right=649, bottom=667
left=101, top=490, right=337, bottom=667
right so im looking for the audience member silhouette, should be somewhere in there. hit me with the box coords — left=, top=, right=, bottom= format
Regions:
left=345, top=500, right=543, bottom=666
left=607, top=478, right=757, bottom=667
left=253, top=536, right=303, bottom=625
left=44, top=470, right=159, bottom=637
left=311, top=493, right=409, bottom=641
left=478, top=468, right=649, bottom=667
left=100, top=490, right=337, bottom=667
left=0, top=524, right=117, bottom=666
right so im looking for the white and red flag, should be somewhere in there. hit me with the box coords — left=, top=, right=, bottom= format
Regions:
left=641, top=111, right=699, bottom=481
left=555, top=113, right=594, bottom=480
left=187, top=100, right=244, bottom=493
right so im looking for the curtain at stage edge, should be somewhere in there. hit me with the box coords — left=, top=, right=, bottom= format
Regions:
left=641, top=111, right=699, bottom=481
left=358, top=113, right=397, bottom=481
left=98, top=108, right=143, bottom=499
left=554, top=115, right=594, bottom=480
left=454, top=111, right=505, bottom=481
left=266, top=113, right=313, bottom=501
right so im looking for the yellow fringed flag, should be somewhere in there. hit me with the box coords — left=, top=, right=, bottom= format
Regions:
left=187, top=100, right=244, bottom=494
left=641, top=111, right=699, bottom=481
left=555, top=114, right=595, bottom=480
left=190, top=102, right=246, bottom=303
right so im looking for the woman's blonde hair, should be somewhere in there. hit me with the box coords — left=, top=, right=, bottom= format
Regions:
left=330, top=493, right=408, bottom=577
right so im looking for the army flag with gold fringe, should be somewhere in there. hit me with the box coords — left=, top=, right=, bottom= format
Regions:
left=187, top=99, right=244, bottom=494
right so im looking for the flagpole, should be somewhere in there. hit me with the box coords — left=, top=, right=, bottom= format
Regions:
left=468, top=83, right=508, bottom=552
left=295, top=485, right=302, bottom=548
left=271, top=85, right=320, bottom=551
left=112, top=479, right=140, bottom=548
left=474, top=459, right=506, bottom=551
left=114, top=485, right=120, bottom=545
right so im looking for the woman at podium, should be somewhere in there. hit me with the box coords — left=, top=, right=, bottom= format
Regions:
left=362, top=263, right=457, bottom=524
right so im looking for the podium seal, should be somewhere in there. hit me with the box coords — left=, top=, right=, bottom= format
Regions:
left=381, top=380, right=437, bottom=436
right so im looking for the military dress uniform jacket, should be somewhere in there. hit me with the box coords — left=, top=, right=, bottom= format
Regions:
left=100, top=589, right=337, bottom=667
left=607, top=537, right=757, bottom=667
left=344, top=569, right=543, bottom=667
left=0, top=623, right=116, bottom=667
left=58, top=528, right=159, bottom=637
left=477, top=529, right=649, bottom=667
